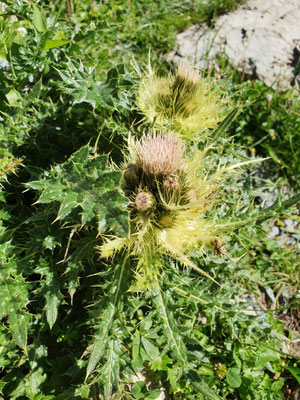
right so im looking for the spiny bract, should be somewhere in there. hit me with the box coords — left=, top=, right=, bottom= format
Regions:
left=136, top=61, right=229, bottom=138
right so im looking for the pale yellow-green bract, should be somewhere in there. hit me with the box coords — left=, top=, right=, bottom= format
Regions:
left=136, top=61, right=228, bottom=138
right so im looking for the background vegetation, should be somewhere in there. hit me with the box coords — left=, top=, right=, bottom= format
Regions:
left=0, top=1, right=299, bottom=399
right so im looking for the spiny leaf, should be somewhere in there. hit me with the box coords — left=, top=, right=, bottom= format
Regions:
left=27, top=145, right=129, bottom=236
left=35, top=259, right=63, bottom=329
left=86, top=302, right=115, bottom=379
left=152, top=288, right=187, bottom=362
left=101, top=339, right=123, bottom=398
left=216, top=192, right=300, bottom=231
left=86, top=256, right=129, bottom=378
left=212, top=107, right=241, bottom=142
left=57, top=60, right=134, bottom=111
left=45, top=287, right=61, bottom=329
left=0, top=266, right=29, bottom=352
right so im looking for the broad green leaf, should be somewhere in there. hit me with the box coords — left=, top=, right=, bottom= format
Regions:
left=255, top=354, right=280, bottom=367
left=141, top=337, right=159, bottom=360
left=44, top=40, right=70, bottom=52
left=146, top=390, right=163, bottom=400
left=188, top=370, right=222, bottom=400
left=45, top=291, right=59, bottom=329
left=32, top=3, right=47, bottom=33
left=132, top=381, right=147, bottom=399
left=226, top=367, right=242, bottom=388
left=286, top=364, right=300, bottom=384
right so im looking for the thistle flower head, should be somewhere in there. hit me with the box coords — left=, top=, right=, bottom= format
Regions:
left=136, top=134, right=185, bottom=176
left=102, top=140, right=231, bottom=285
left=136, top=62, right=228, bottom=137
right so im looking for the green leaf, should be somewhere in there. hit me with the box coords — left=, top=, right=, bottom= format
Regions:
left=132, top=331, right=140, bottom=360
left=212, top=108, right=241, bottom=142
left=226, top=367, right=242, bottom=388
left=141, top=337, right=160, bottom=361
left=9, top=311, right=30, bottom=352
left=32, top=3, right=47, bottom=33
left=44, top=40, right=70, bottom=52
left=27, top=79, right=43, bottom=101
left=146, top=390, right=163, bottom=400
left=27, top=145, right=129, bottom=235
left=45, top=291, right=60, bottom=329
left=57, top=60, right=134, bottom=111
left=86, top=256, right=129, bottom=378
left=132, top=381, right=147, bottom=399
left=152, top=288, right=187, bottom=362
left=101, top=339, right=122, bottom=399
left=86, top=302, right=115, bottom=379
left=6, top=89, right=20, bottom=106
left=188, top=370, right=222, bottom=400
left=286, top=364, right=300, bottom=384
left=0, top=267, right=29, bottom=352
left=37, top=183, right=65, bottom=203
left=255, top=354, right=280, bottom=367
left=57, top=192, right=78, bottom=219
left=216, top=191, right=300, bottom=231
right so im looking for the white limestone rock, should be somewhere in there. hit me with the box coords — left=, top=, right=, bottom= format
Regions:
left=171, top=0, right=300, bottom=90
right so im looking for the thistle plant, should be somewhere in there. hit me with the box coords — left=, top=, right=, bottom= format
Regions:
left=136, top=60, right=228, bottom=137
left=1, top=3, right=300, bottom=399
left=102, top=132, right=260, bottom=286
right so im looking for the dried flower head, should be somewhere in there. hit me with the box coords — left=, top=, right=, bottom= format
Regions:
left=136, top=134, right=185, bottom=176
left=136, top=62, right=228, bottom=137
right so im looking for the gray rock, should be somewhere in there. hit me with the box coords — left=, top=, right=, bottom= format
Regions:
left=170, top=0, right=300, bottom=90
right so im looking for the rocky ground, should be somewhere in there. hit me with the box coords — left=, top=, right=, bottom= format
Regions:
left=170, top=0, right=300, bottom=90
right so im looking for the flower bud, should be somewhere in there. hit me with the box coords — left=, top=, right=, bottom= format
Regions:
left=135, top=191, right=154, bottom=212
left=162, top=176, right=180, bottom=192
